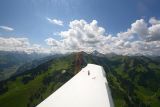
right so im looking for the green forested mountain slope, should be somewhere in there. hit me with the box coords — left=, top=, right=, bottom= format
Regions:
left=0, top=54, right=77, bottom=107
left=100, top=56, right=160, bottom=107
left=0, top=51, right=47, bottom=81
left=0, top=52, right=160, bottom=107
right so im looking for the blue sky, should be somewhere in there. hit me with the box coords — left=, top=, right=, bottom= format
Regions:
left=0, top=0, right=159, bottom=43
left=0, top=0, right=160, bottom=55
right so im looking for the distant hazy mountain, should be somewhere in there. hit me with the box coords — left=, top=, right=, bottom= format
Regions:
left=0, top=52, right=160, bottom=107
left=15, top=54, right=64, bottom=76
left=91, top=50, right=105, bottom=57
left=91, top=50, right=117, bottom=58
left=0, top=51, right=48, bottom=81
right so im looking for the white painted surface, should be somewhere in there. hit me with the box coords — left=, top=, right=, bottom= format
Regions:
left=37, top=64, right=114, bottom=107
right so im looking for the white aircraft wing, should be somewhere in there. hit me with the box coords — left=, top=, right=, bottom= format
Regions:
left=37, top=64, right=114, bottom=107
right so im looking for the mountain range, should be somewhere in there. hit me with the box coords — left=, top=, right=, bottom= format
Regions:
left=0, top=51, right=160, bottom=107
left=0, top=51, right=50, bottom=81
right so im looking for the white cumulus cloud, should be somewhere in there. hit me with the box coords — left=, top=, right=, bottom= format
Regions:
left=1, top=17, right=160, bottom=56
left=149, top=17, right=160, bottom=25
left=131, top=19, right=148, bottom=39
left=148, top=24, right=160, bottom=41
left=47, top=18, right=63, bottom=26
left=0, top=37, right=50, bottom=54
left=45, top=18, right=160, bottom=56
left=45, top=38, right=60, bottom=46
left=0, top=26, right=14, bottom=31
